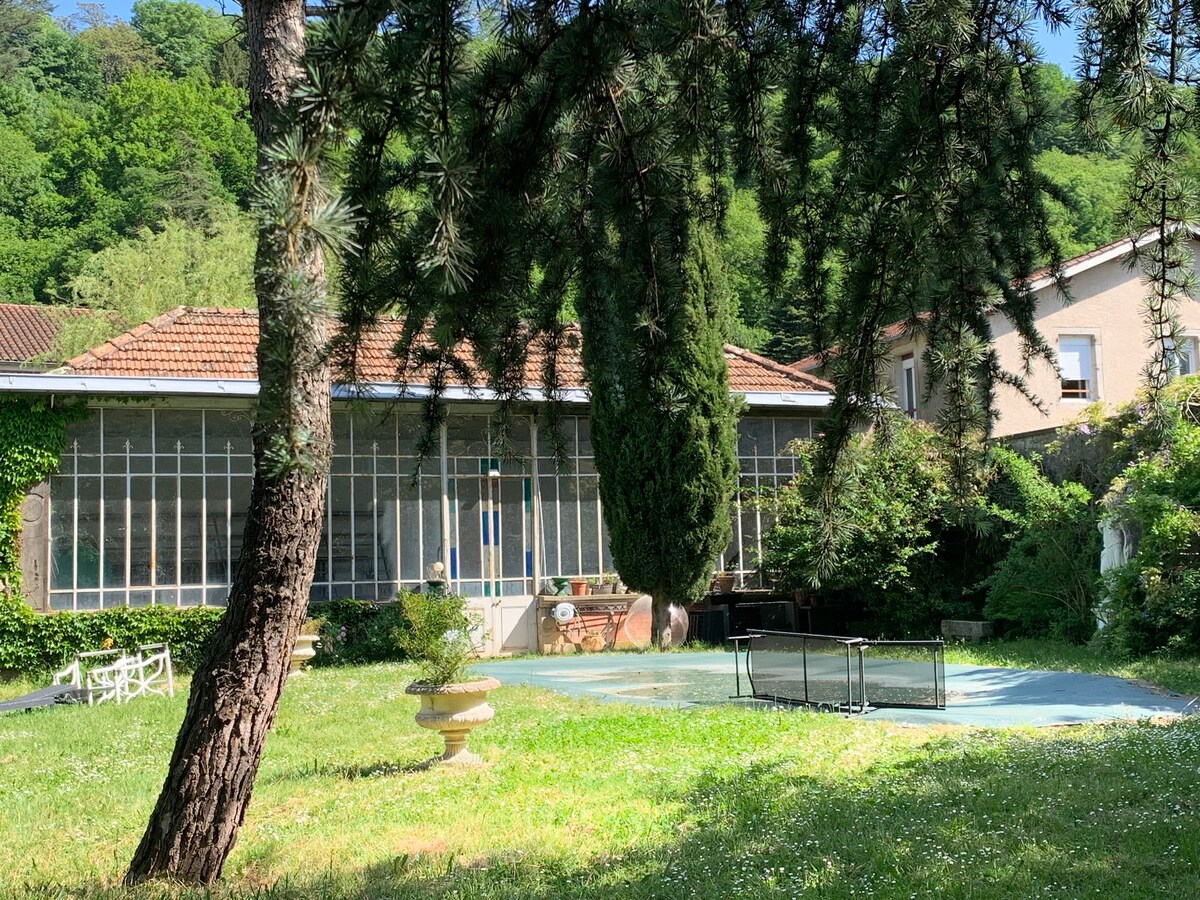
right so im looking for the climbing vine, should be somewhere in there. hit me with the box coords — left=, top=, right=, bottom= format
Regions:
left=0, top=396, right=83, bottom=587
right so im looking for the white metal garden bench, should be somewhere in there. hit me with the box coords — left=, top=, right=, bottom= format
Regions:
left=53, top=644, right=175, bottom=706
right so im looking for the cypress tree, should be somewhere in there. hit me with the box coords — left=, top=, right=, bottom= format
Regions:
left=583, top=225, right=738, bottom=643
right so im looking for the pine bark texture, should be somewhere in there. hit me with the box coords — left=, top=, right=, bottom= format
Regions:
left=124, top=0, right=330, bottom=884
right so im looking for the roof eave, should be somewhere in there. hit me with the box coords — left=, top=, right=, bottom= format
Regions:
left=1, top=373, right=833, bottom=409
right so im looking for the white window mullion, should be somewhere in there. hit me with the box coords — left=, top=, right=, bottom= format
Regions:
left=124, top=439, right=131, bottom=607
left=175, top=440, right=182, bottom=606
left=149, top=411, right=157, bottom=595
left=372, top=440, right=380, bottom=598
left=97, top=410, right=105, bottom=608
left=225, top=441, right=233, bottom=593
left=71, top=440, right=79, bottom=610
left=348, top=413, right=356, bottom=584
left=200, top=411, right=207, bottom=603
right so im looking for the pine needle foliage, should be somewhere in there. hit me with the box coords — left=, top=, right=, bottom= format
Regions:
left=319, top=0, right=1094, bottom=588
left=323, top=0, right=742, bottom=635
left=1078, top=0, right=1200, bottom=425
left=723, top=0, right=1069, bottom=569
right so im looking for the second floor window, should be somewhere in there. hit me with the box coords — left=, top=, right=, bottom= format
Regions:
left=1058, top=336, right=1095, bottom=400
left=1166, top=336, right=1197, bottom=377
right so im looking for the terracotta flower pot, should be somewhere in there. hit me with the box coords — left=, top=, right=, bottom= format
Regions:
left=568, top=579, right=589, bottom=596
left=714, top=574, right=736, bottom=593
left=289, top=633, right=319, bottom=676
left=405, top=676, right=501, bottom=765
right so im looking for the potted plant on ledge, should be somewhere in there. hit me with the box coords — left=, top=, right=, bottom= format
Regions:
left=396, top=589, right=499, bottom=766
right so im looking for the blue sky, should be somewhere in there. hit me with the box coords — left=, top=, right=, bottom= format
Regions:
left=70, top=0, right=1082, bottom=74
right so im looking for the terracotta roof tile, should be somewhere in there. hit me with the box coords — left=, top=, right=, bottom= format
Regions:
left=0, top=304, right=87, bottom=365
left=63, top=307, right=832, bottom=396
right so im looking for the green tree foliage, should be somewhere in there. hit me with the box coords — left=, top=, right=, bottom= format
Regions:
left=587, top=228, right=739, bottom=620
left=722, top=0, right=1070, bottom=564
left=982, top=447, right=1100, bottom=642
left=1097, top=378, right=1200, bottom=654
left=0, top=49, right=254, bottom=301
left=719, top=186, right=772, bottom=350
left=22, top=16, right=103, bottom=101
left=1036, top=149, right=1129, bottom=258
left=760, top=419, right=968, bottom=636
left=0, top=0, right=53, bottom=81
left=89, top=71, right=255, bottom=203
left=131, top=0, right=231, bottom=79
left=78, top=22, right=165, bottom=85
left=50, top=212, right=255, bottom=360
left=326, top=0, right=742, bottom=643
left=761, top=418, right=1100, bottom=638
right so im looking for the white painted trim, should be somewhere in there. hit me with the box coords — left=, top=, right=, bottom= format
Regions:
left=1, top=373, right=834, bottom=409
left=1027, top=226, right=1200, bottom=293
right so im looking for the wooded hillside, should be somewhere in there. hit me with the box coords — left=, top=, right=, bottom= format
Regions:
left=0, top=0, right=1159, bottom=360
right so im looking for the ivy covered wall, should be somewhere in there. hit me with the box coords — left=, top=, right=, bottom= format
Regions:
left=0, top=396, right=82, bottom=589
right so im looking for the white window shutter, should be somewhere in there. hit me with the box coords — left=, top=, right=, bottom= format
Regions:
left=1058, top=337, right=1090, bottom=382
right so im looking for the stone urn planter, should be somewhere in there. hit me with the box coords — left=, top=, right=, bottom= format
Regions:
left=289, top=631, right=319, bottom=676
left=405, top=676, right=501, bottom=765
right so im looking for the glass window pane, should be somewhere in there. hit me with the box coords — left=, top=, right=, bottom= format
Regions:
left=774, top=418, right=811, bottom=453
left=67, top=412, right=101, bottom=455
left=179, top=477, right=204, bottom=584
left=129, top=478, right=153, bottom=586
left=329, top=476, right=353, bottom=581
left=446, top=415, right=489, bottom=458
left=155, top=410, right=203, bottom=456
left=453, top=477, right=482, bottom=580
left=579, top=477, right=600, bottom=575
left=499, top=477, right=527, bottom=582
left=398, top=476, right=422, bottom=582
left=353, top=475, right=376, bottom=582
left=155, top=476, right=177, bottom=585
left=559, top=476, right=581, bottom=575
left=102, top=476, right=126, bottom=590
left=76, top=474, right=101, bottom=589
left=376, top=477, right=399, bottom=589
left=537, top=475, right=560, bottom=579
left=49, top=475, right=74, bottom=591
left=206, top=475, right=230, bottom=583
left=205, top=408, right=254, bottom=456
left=421, top=475, right=442, bottom=580
left=738, top=418, right=774, bottom=457
left=103, top=407, right=152, bottom=454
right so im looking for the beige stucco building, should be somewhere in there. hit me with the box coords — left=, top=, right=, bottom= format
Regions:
left=793, top=233, right=1200, bottom=439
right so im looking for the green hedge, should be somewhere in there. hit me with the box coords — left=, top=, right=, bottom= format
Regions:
left=0, top=591, right=423, bottom=677
left=0, top=593, right=225, bottom=675
left=311, top=597, right=408, bottom=666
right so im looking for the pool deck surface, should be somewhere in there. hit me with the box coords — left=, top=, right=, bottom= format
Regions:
left=473, top=650, right=1198, bottom=727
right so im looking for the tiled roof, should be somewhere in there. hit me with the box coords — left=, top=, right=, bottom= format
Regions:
left=0, top=304, right=87, bottom=365
left=791, top=314, right=930, bottom=373
left=63, top=307, right=832, bottom=395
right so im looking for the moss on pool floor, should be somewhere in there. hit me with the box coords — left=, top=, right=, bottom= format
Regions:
left=1, top=662, right=1198, bottom=899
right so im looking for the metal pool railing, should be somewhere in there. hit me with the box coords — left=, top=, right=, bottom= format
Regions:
left=731, top=630, right=946, bottom=713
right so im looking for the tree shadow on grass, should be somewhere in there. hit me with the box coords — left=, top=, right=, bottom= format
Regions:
left=21, top=722, right=1200, bottom=899
left=254, top=722, right=1200, bottom=900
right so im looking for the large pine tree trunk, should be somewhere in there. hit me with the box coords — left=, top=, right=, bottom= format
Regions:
left=125, top=0, right=330, bottom=884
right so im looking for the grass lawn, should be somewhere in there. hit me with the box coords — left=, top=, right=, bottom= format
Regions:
left=2, top=659, right=1200, bottom=899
